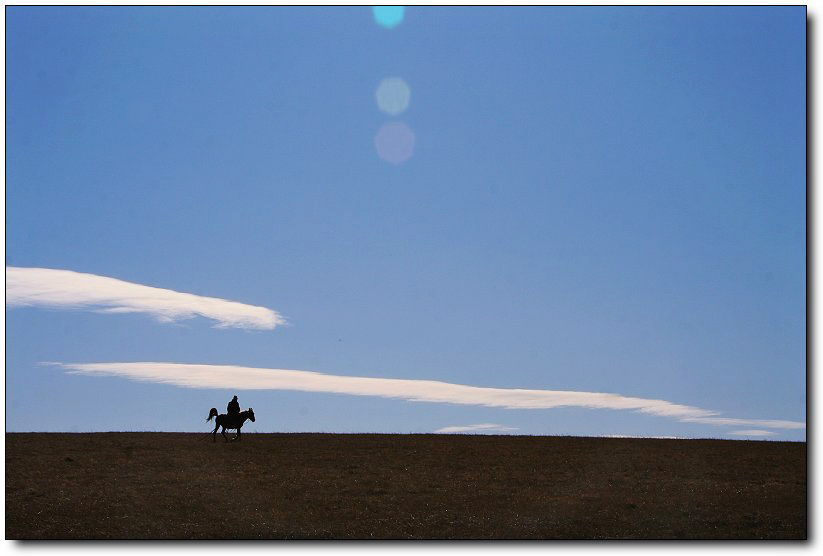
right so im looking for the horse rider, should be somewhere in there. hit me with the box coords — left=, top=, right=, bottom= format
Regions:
left=227, top=395, right=240, bottom=421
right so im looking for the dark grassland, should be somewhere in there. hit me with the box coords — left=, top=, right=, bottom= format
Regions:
left=5, top=433, right=806, bottom=540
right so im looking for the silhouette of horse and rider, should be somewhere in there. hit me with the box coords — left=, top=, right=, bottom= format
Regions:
left=206, top=395, right=255, bottom=442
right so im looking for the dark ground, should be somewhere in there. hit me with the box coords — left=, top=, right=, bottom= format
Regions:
left=5, top=432, right=806, bottom=539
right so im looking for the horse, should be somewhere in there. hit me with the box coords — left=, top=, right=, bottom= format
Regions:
left=206, top=407, right=256, bottom=442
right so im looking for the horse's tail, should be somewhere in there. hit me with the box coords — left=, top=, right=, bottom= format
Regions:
left=206, top=408, right=218, bottom=422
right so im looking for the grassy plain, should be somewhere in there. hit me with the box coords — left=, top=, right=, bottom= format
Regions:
left=5, top=432, right=806, bottom=539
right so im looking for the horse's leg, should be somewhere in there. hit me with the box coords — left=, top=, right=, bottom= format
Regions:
left=237, top=427, right=241, bottom=441
left=221, top=426, right=228, bottom=442
left=212, top=422, right=219, bottom=442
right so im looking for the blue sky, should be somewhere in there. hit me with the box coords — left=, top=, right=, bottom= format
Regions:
left=6, top=6, right=806, bottom=440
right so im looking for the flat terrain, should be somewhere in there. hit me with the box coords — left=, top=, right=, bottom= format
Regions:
left=5, top=433, right=806, bottom=539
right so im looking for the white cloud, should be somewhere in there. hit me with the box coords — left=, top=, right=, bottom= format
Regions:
left=728, top=430, right=779, bottom=437
left=6, top=267, right=285, bottom=330
left=49, top=361, right=806, bottom=432
left=434, top=423, right=518, bottom=434
left=682, top=417, right=805, bottom=430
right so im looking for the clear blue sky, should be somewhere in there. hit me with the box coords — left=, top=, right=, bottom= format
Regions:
left=6, top=6, right=806, bottom=440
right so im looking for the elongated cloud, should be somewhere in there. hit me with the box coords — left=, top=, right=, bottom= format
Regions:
left=49, top=362, right=806, bottom=431
left=6, top=267, right=284, bottom=330
left=682, top=417, right=806, bottom=430
left=434, top=424, right=518, bottom=434
left=729, top=430, right=778, bottom=437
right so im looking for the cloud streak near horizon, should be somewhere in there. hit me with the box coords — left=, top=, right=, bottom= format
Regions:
left=434, top=423, right=519, bottom=434
left=6, top=267, right=284, bottom=330
left=49, top=362, right=806, bottom=431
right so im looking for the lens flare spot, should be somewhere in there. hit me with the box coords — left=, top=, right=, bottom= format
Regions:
left=375, top=122, right=415, bottom=165
left=373, top=6, right=405, bottom=29
left=376, top=77, right=411, bottom=116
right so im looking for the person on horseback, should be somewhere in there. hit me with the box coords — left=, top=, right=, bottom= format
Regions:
left=207, top=405, right=256, bottom=442
left=227, top=395, right=240, bottom=420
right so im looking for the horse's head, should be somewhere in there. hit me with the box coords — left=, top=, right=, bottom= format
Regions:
left=247, top=408, right=255, bottom=422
